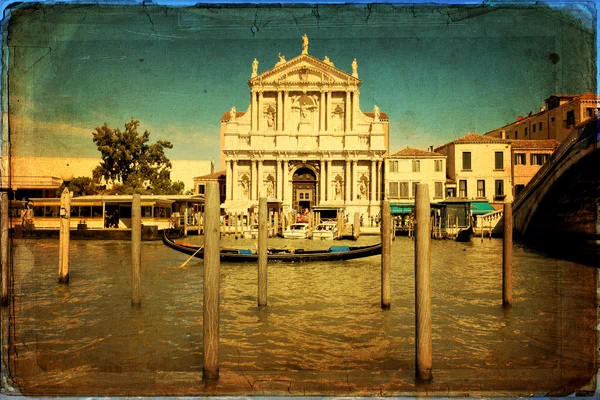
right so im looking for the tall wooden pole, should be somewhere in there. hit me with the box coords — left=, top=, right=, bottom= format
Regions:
left=381, top=200, right=391, bottom=309
left=1, top=192, right=9, bottom=306
left=58, top=187, right=70, bottom=284
left=131, top=194, right=142, bottom=308
left=353, top=212, right=360, bottom=240
left=415, top=184, right=432, bottom=381
left=203, top=182, right=220, bottom=380
left=502, top=203, right=513, bottom=307
left=258, top=197, right=268, bottom=306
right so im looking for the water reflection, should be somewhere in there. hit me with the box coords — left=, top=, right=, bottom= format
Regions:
left=4, top=235, right=596, bottom=395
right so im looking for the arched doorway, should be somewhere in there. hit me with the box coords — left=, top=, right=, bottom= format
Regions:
left=292, top=167, right=316, bottom=213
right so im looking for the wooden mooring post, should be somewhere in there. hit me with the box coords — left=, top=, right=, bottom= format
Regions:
left=258, top=198, right=268, bottom=306
left=131, top=194, right=142, bottom=308
left=203, top=182, right=220, bottom=380
left=381, top=200, right=391, bottom=309
left=1, top=192, right=9, bottom=306
left=502, top=203, right=513, bottom=307
left=415, top=184, right=432, bottom=381
left=58, top=187, right=70, bottom=284
left=353, top=212, right=360, bottom=240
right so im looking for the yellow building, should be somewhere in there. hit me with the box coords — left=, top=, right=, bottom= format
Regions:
left=220, top=36, right=389, bottom=218
left=384, top=147, right=446, bottom=203
left=435, top=133, right=512, bottom=205
left=486, top=93, right=600, bottom=142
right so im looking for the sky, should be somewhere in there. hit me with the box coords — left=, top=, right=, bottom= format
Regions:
left=3, top=2, right=597, bottom=165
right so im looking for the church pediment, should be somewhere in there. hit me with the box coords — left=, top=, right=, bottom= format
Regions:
left=250, top=54, right=361, bottom=87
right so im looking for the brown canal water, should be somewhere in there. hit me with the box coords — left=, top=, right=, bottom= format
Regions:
left=2, top=235, right=597, bottom=396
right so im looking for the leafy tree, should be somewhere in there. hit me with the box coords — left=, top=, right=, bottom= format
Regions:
left=91, top=118, right=184, bottom=194
left=56, top=176, right=98, bottom=197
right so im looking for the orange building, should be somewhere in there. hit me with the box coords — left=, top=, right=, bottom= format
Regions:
left=509, top=139, right=560, bottom=198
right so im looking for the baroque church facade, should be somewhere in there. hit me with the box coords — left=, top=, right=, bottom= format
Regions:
left=220, top=36, right=389, bottom=218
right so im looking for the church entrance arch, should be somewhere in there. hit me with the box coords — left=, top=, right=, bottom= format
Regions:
left=292, top=167, right=316, bottom=213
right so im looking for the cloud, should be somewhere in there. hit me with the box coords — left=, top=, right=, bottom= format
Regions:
left=9, top=114, right=92, bottom=138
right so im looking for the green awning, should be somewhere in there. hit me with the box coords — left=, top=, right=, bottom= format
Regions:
left=471, top=201, right=495, bottom=215
left=390, top=204, right=414, bottom=214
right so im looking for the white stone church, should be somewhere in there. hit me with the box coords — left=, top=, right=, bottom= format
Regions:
left=219, top=36, right=389, bottom=219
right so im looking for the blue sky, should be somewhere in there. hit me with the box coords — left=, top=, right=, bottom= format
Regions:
left=4, top=2, right=597, bottom=164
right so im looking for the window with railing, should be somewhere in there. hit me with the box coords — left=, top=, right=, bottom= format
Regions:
left=459, top=180, right=467, bottom=197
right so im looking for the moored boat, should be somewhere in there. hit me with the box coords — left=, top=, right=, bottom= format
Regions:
left=282, top=223, right=311, bottom=239
left=163, top=233, right=382, bottom=263
left=311, top=221, right=338, bottom=240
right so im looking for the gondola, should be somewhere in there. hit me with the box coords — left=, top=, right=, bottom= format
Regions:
left=456, top=225, right=474, bottom=242
left=163, top=233, right=382, bottom=263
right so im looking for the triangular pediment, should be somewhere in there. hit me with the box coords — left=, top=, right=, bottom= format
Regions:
left=250, top=54, right=361, bottom=87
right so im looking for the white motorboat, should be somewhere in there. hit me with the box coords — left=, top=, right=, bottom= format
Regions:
left=282, top=223, right=311, bottom=239
left=311, top=221, right=338, bottom=240
left=243, top=224, right=259, bottom=239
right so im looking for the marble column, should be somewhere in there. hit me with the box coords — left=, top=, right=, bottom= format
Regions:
left=231, top=160, right=238, bottom=201
left=320, top=91, right=325, bottom=132
left=345, top=159, right=351, bottom=202
left=257, top=91, right=263, bottom=132
left=326, top=91, right=331, bottom=132
left=370, top=160, right=376, bottom=203
left=345, top=91, right=351, bottom=132
left=283, top=91, right=290, bottom=132
left=320, top=159, right=325, bottom=204
left=326, top=160, right=331, bottom=201
left=283, top=160, right=289, bottom=202
left=376, top=160, right=382, bottom=201
left=251, top=160, right=257, bottom=201
left=257, top=160, right=264, bottom=198
left=226, top=160, right=233, bottom=201
left=251, top=91, right=256, bottom=132
left=276, top=160, right=282, bottom=201
left=277, top=91, right=283, bottom=132
left=352, top=160, right=357, bottom=202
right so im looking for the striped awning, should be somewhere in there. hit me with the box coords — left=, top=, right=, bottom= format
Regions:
left=471, top=201, right=495, bottom=215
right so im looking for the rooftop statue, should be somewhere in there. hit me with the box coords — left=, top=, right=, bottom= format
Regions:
left=352, top=58, right=358, bottom=78
left=302, top=34, right=309, bottom=54
left=374, top=105, right=380, bottom=122
left=323, top=56, right=334, bottom=67
left=230, top=106, right=236, bottom=122
left=251, top=58, right=258, bottom=78
left=276, top=52, right=286, bottom=66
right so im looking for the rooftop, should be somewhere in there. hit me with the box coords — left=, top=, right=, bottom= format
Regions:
left=194, top=170, right=226, bottom=180
left=389, top=147, right=444, bottom=157
left=510, top=139, right=560, bottom=149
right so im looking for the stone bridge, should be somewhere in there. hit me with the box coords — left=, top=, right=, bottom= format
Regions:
left=513, top=117, right=599, bottom=241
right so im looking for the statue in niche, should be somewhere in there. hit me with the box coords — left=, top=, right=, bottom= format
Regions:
left=374, top=105, right=380, bottom=122
left=265, top=106, right=276, bottom=130
left=241, top=179, right=249, bottom=199
left=266, top=180, right=274, bottom=198
left=302, top=34, right=309, bottom=54
left=293, top=96, right=316, bottom=128
left=276, top=53, right=286, bottom=66
left=333, top=105, right=344, bottom=132
left=334, top=180, right=342, bottom=200
left=352, top=58, right=358, bottom=77
left=359, top=181, right=367, bottom=199
left=230, top=106, right=236, bottom=122
left=252, top=58, right=258, bottom=77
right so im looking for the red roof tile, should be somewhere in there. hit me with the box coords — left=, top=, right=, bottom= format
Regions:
left=390, top=147, right=444, bottom=157
left=364, top=111, right=389, bottom=121
left=194, top=170, right=226, bottom=180
left=220, top=111, right=247, bottom=122
left=509, top=139, right=560, bottom=149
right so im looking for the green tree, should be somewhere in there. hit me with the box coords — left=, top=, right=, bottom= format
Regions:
left=56, top=176, right=98, bottom=197
left=92, top=118, right=184, bottom=194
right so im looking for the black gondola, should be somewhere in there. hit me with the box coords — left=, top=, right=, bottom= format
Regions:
left=163, top=233, right=382, bottom=263
left=456, top=226, right=474, bottom=242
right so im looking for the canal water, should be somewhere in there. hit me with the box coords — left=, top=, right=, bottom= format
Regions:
left=2, top=235, right=597, bottom=396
